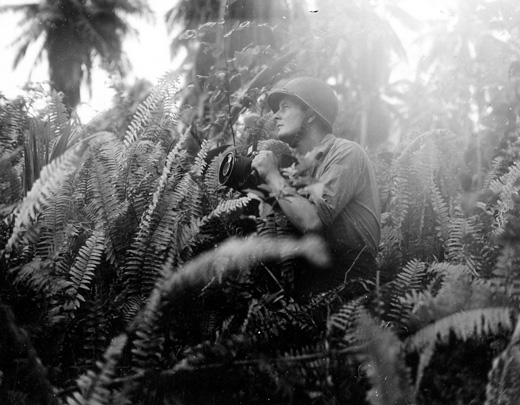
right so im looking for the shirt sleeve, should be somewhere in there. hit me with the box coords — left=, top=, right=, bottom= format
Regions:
left=309, top=141, right=366, bottom=227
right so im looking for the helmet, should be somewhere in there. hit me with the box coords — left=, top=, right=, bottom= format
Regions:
left=267, top=77, right=338, bottom=133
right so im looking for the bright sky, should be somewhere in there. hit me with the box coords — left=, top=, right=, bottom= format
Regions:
left=0, top=1, right=175, bottom=120
left=0, top=0, right=454, bottom=121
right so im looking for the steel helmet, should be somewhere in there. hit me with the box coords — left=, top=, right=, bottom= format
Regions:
left=267, top=77, right=338, bottom=133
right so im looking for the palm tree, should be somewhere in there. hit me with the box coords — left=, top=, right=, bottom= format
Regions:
left=1, top=0, right=151, bottom=110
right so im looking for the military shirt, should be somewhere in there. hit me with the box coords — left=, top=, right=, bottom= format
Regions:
left=307, top=134, right=381, bottom=258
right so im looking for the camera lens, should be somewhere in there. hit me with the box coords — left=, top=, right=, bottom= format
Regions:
left=221, top=155, right=233, bottom=176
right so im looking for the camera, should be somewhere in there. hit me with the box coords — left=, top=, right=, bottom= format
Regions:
left=218, top=144, right=260, bottom=191
left=218, top=143, right=296, bottom=192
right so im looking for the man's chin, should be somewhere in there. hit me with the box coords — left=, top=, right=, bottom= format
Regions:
left=277, top=133, right=296, bottom=145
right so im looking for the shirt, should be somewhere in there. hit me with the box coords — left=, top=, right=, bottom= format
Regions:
left=307, top=134, right=381, bottom=258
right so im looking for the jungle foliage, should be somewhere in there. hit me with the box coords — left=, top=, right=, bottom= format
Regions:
left=2, top=0, right=520, bottom=404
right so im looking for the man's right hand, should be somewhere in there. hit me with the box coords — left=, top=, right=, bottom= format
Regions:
left=251, top=150, right=280, bottom=184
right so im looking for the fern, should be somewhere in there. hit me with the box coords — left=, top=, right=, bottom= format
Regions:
left=356, top=312, right=415, bottom=405
left=191, top=139, right=211, bottom=178
left=123, top=140, right=165, bottom=222
left=327, top=295, right=366, bottom=344
left=121, top=137, right=192, bottom=299
left=124, top=72, right=181, bottom=147
left=488, top=160, right=520, bottom=236
left=485, top=319, right=520, bottom=405
left=5, top=143, right=86, bottom=256
left=67, top=230, right=105, bottom=311
left=407, top=307, right=513, bottom=353
left=82, top=135, right=127, bottom=265
left=429, top=181, right=451, bottom=243
left=129, top=287, right=165, bottom=374
left=36, top=175, right=75, bottom=259
left=491, top=242, right=520, bottom=303
left=12, top=257, right=71, bottom=297
left=66, top=335, right=128, bottom=405
left=382, top=259, right=431, bottom=331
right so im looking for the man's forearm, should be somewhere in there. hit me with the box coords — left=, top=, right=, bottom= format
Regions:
left=266, top=172, right=324, bottom=234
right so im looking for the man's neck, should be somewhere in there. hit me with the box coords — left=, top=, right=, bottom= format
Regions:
left=296, top=128, right=329, bottom=154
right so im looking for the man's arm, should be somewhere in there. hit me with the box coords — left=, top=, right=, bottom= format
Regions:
left=252, top=150, right=324, bottom=234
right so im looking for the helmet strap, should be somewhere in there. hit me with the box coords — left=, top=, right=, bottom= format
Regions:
left=289, top=109, right=315, bottom=149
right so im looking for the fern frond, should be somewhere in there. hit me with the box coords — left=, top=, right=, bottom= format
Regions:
left=121, top=139, right=192, bottom=298
left=482, top=156, right=505, bottom=190
left=407, top=307, right=513, bottom=353
left=46, top=89, right=73, bottom=161
left=13, top=258, right=71, bottom=297
left=5, top=143, right=86, bottom=256
left=327, top=295, right=366, bottom=344
left=67, top=230, right=105, bottom=311
left=488, top=160, right=520, bottom=235
left=203, top=155, right=225, bottom=206
left=407, top=306, right=513, bottom=393
left=36, top=174, right=75, bottom=259
left=191, top=139, right=211, bottom=178
left=485, top=319, right=520, bottom=405
left=158, top=235, right=329, bottom=308
left=206, top=196, right=252, bottom=220
left=385, top=259, right=428, bottom=328
left=356, top=312, right=415, bottom=405
left=124, top=140, right=165, bottom=220
left=129, top=288, right=164, bottom=373
left=491, top=243, right=520, bottom=302
left=83, top=139, right=126, bottom=265
left=123, top=72, right=181, bottom=147
left=66, top=335, right=127, bottom=405
left=429, top=181, right=450, bottom=242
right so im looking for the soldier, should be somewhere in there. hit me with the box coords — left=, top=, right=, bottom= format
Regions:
left=252, top=77, right=381, bottom=299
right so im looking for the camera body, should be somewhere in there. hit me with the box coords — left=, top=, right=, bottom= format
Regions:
left=218, top=144, right=296, bottom=192
left=218, top=144, right=259, bottom=191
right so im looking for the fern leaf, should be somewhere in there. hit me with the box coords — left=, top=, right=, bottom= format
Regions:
left=66, top=335, right=127, bottom=405
left=327, top=295, right=366, bottom=344
left=129, top=288, right=164, bottom=373
left=206, top=196, right=252, bottom=220
left=67, top=230, right=105, bottom=311
left=385, top=259, right=428, bottom=328
left=157, top=235, right=330, bottom=307
left=356, top=312, right=415, bottom=405
left=485, top=319, right=520, bottom=405
left=124, top=72, right=180, bottom=147
left=429, top=181, right=450, bottom=242
left=407, top=307, right=513, bottom=353
left=5, top=143, right=86, bottom=256
left=191, top=139, right=211, bottom=178
left=36, top=175, right=75, bottom=259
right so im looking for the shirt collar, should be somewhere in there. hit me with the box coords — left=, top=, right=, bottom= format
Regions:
left=311, top=133, right=335, bottom=163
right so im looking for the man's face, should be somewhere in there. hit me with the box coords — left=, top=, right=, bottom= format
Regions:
left=274, top=96, right=306, bottom=144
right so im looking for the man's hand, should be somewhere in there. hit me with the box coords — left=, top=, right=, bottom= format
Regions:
left=251, top=150, right=281, bottom=185
left=252, top=150, right=323, bottom=234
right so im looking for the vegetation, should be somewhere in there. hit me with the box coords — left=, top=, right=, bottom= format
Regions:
left=0, top=0, right=151, bottom=109
left=2, top=0, right=520, bottom=404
